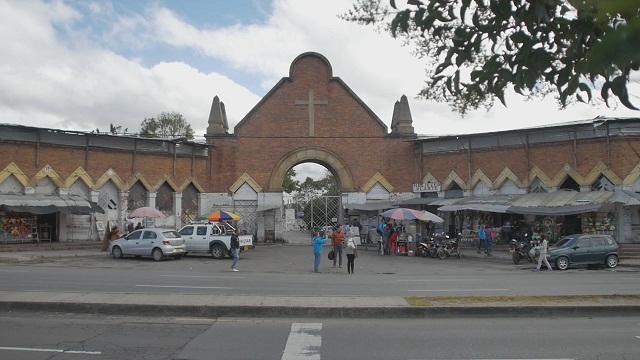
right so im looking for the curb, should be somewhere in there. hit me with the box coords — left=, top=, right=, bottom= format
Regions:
left=2, top=301, right=640, bottom=319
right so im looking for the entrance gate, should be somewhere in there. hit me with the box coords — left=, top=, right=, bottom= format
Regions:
left=233, top=200, right=258, bottom=236
left=292, top=195, right=340, bottom=232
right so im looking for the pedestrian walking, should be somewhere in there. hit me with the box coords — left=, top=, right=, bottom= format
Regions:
left=376, top=220, right=385, bottom=255
left=127, top=222, right=134, bottom=234
left=478, top=225, right=487, bottom=254
left=389, top=225, right=398, bottom=255
left=331, top=226, right=345, bottom=267
left=535, top=235, right=553, bottom=272
left=383, top=222, right=392, bottom=255
left=230, top=230, right=240, bottom=272
left=312, top=231, right=326, bottom=273
left=345, top=238, right=358, bottom=274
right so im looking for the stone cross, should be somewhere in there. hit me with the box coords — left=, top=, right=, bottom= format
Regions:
left=295, top=89, right=328, bottom=137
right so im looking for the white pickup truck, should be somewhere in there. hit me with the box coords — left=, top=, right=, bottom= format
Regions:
left=178, top=222, right=253, bottom=259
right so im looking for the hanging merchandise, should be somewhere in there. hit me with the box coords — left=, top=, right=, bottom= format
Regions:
left=581, top=212, right=616, bottom=236
left=0, top=213, right=37, bottom=243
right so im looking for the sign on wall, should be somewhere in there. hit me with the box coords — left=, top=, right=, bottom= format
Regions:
left=412, top=182, right=441, bottom=192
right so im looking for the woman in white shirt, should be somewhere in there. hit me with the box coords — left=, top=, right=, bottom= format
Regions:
left=536, top=236, right=553, bottom=271
left=345, top=238, right=358, bottom=274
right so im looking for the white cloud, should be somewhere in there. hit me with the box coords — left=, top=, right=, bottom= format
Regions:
left=0, top=0, right=637, bottom=142
left=148, top=0, right=639, bottom=135
left=0, top=0, right=259, bottom=136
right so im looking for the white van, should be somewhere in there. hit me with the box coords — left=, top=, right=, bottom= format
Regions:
left=178, top=222, right=253, bottom=259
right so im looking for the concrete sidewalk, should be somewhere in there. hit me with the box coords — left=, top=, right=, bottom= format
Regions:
left=0, top=248, right=104, bottom=263
left=459, top=244, right=640, bottom=268
left=1, top=290, right=639, bottom=318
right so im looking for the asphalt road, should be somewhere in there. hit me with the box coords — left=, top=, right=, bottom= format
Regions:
left=0, top=246, right=638, bottom=297
left=1, top=312, right=639, bottom=360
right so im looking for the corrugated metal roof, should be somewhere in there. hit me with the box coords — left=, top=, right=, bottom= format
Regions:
left=437, top=191, right=640, bottom=215
left=0, top=193, right=101, bottom=214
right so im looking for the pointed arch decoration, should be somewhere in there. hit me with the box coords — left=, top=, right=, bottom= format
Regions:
left=362, top=172, right=394, bottom=193
left=0, top=162, right=30, bottom=188
left=421, top=172, right=441, bottom=187
left=582, top=161, right=622, bottom=186
left=229, top=173, right=262, bottom=194
left=125, top=173, right=153, bottom=191
left=528, top=166, right=554, bottom=188
left=549, top=164, right=585, bottom=188
left=30, top=164, right=64, bottom=188
left=178, top=177, right=205, bottom=193
left=469, top=169, right=493, bottom=190
left=493, top=167, right=522, bottom=188
left=151, top=175, right=179, bottom=192
left=64, top=167, right=95, bottom=190
left=442, top=170, right=466, bottom=190
left=94, top=168, right=126, bottom=191
left=623, top=163, right=640, bottom=186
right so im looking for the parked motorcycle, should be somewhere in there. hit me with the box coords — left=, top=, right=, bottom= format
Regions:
left=417, top=237, right=438, bottom=258
left=510, top=234, right=535, bottom=264
left=437, top=235, right=461, bottom=259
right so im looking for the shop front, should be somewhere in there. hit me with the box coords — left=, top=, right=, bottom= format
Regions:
left=436, top=190, right=640, bottom=244
left=0, top=193, right=100, bottom=244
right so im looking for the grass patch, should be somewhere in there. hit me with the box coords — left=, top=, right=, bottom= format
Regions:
left=405, top=294, right=640, bottom=307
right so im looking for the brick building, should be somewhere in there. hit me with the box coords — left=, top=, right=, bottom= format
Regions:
left=1, top=52, right=640, bottom=244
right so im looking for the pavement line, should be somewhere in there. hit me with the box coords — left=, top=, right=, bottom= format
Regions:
left=0, top=346, right=101, bottom=355
left=281, top=323, right=322, bottom=360
left=135, top=285, right=232, bottom=289
left=160, top=274, right=245, bottom=279
left=397, top=279, right=484, bottom=282
left=407, top=289, right=509, bottom=292
left=636, top=336, right=640, bottom=339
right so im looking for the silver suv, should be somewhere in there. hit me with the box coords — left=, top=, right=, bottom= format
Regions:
left=110, top=228, right=185, bottom=261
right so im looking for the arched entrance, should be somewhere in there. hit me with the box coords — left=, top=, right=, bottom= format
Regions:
left=267, top=147, right=354, bottom=193
left=274, top=148, right=350, bottom=243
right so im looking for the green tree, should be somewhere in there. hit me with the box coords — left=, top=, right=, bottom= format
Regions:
left=140, top=112, right=194, bottom=140
left=293, top=171, right=339, bottom=199
left=343, top=0, right=639, bottom=113
left=283, top=168, right=299, bottom=194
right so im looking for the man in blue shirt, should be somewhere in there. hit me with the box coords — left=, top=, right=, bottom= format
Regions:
left=312, top=231, right=326, bottom=273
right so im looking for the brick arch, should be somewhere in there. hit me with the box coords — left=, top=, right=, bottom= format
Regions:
left=289, top=52, right=333, bottom=78
left=267, top=147, right=355, bottom=192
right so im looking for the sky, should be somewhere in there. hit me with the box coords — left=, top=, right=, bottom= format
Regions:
left=1, top=0, right=638, bottom=181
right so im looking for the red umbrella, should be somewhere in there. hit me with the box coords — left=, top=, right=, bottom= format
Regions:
left=127, top=207, right=165, bottom=219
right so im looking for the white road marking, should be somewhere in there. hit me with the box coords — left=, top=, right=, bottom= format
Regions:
left=160, top=274, right=245, bottom=279
left=135, top=285, right=231, bottom=289
left=398, top=279, right=484, bottom=282
left=635, top=335, right=640, bottom=339
left=281, top=323, right=322, bottom=360
left=408, top=289, right=509, bottom=292
left=409, top=358, right=574, bottom=360
left=0, top=346, right=101, bottom=355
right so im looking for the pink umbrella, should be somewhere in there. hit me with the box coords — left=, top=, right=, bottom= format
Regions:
left=381, top=208, right=443, bottom=223
left=127, top=207, right=165, bottom=219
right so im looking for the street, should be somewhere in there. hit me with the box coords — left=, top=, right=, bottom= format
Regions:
left=0, top=312, right=639, bottom=360
left=0, top=245, right=638, bottom=297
